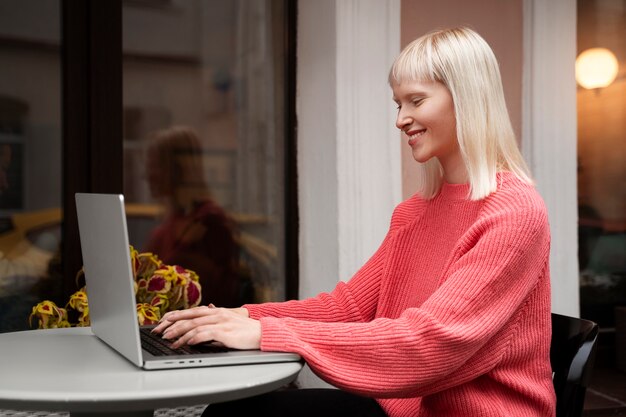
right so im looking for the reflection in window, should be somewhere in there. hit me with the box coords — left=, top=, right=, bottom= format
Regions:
left=122, top=0, right=289, bottom=307
left=577, top=0, right=626, bottom=328
left=0, top=1, right=63, bottom=332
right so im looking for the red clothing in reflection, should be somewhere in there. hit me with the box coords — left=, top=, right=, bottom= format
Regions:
left=145, top=200, right=243, bottom=307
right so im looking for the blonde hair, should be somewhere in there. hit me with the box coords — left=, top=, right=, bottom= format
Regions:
left=147, top=126, right=211, bottom=210
left=389, top=27, right=532, bottom=200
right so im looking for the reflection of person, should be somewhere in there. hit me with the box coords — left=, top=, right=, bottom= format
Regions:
left=154, top=28, right=555, bottom=417
left=143, top=126, right=247, bottom=307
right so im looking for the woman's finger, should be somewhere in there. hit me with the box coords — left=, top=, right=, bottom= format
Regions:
left=162, top=310, right=224, bottom=340
left=171, top=325, right=214, bottom=348
left=154, top=306, right=214, bottom=334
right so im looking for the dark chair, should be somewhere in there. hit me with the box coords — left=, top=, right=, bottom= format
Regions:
left=550, top=313, right=599, bottom=417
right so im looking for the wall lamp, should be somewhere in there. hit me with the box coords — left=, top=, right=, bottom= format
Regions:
left=575, top=47, right=619, bottom=89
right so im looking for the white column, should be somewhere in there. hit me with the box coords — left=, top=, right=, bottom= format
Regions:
left=297, top=0, right=401, bottom=387
left=335, top=0, right=402, bottom=282
left=296, top=0, right=340, bottom=301
left=522, top=0, right=579, bottom=316
left=298, top=0, right=401, bottom=298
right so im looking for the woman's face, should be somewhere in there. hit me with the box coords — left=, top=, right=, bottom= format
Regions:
left=392, top=79, right=465, bottom=182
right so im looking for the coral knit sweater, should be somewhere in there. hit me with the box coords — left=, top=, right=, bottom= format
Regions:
left=245, top=172, right=556, bottom=417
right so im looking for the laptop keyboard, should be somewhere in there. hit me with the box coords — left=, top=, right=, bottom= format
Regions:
left=140, top=327, right=232, bottom=356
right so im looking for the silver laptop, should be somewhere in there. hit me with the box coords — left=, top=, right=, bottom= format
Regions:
left=75, top=192, right=300, bottom=370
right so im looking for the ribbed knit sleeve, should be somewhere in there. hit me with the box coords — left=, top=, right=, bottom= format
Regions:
left=244, top=225, right=396, bottom=323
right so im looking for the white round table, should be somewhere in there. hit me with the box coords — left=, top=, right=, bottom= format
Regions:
left=0, top=327, right=302, bottom=416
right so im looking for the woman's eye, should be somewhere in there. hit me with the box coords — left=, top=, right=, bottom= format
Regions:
left=412, top=99, right=423, bottom=106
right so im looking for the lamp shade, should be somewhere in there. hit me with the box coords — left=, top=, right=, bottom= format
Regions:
left=575, top=47, right=619, bottom=89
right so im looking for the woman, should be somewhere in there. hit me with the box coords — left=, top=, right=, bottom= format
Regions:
left=154, top=27, right=556, bottom=417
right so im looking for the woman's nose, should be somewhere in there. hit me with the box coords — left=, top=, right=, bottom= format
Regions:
left=395, top=109, right=411, bottom=131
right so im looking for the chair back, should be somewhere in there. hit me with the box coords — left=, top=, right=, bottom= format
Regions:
left=550, top=313, right=599, bottom=417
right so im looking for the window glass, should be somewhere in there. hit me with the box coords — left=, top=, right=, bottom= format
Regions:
left=0, top=1, right=63, bottom=332
left=577, top=0, right=626, bottom=328
left=122, top=0, right=288, bottom=307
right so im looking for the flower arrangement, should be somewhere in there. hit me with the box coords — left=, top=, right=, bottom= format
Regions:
left=29, top=246, right=202, bottom=329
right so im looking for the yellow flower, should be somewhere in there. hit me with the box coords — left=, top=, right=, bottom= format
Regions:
left=77, top=305, right=90, bottom=327
left=30, top=245, right=201, bottom=328
left=29, top=300, right=68, bottom=329
left=136, top=303, right=161, bottom=326
left=63, top=287, right=91, bottom=326
left=134, top=248, right=162, bottom=281
left=66, top=287, right=88, bottom=312
left=149, top=293, right=170, bottom=315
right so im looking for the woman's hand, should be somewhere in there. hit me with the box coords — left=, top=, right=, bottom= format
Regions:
left=152, top=305, right=260, bottom=350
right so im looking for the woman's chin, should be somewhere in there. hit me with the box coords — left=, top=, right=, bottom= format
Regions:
left=411, top=151, right=431, bottom=164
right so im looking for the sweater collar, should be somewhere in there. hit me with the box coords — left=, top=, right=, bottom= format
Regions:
left=438, top=180, right=471, bottom=201
left=436, top=171, right=516, bottom=201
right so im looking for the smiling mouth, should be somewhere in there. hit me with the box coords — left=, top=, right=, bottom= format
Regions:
left=407, top=129, right=426, bottom=140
